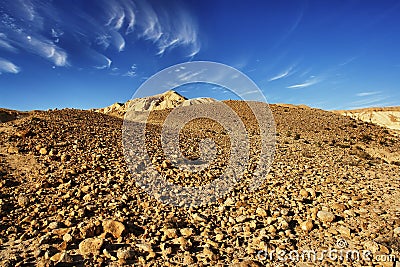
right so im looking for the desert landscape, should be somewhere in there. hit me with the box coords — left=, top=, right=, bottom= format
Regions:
left=0, top=91, right=399, bottom=266
left=1, top=1, right=400, bottom=266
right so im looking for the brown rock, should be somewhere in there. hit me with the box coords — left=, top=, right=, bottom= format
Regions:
left=17, top=195, right=29, bottom=207
left=103, top=220, right=125, bottom=238
left=230, top=260, right=262, bottom=267
left=301, top=220, right=313, bottom=232
left=317, top=211, right=335, bottom=223
left=39, top=147, right=48, bottom=155
left=79, top=237, right=103, bottom=256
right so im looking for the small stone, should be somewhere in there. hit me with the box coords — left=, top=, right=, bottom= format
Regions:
left=215, top=233, right=224, bottom=242
left=39, top=148, right=48, bottom=155
left=230, top=260, right=262, bottom=266
left=301, top=220, right=313, bottom=232
left=224, top=197, right=235, bottom=206
left=183, top=253, right=194, bottom=265
left=136, top=243, right=152, bottom=252
left=50, top=252, right=62, bottom=262
left=317, top=211, right=335, bottom=223
left=300, top=189, right=309, bottom=198
left=163, top=228, right=178, bottom=239
left=337, top=225, right=351, bottom=237
left=117, top=248, right=135, bottom=260
left=79, top=237, right=103, bottom=256
left=393, top=227, right=400, bottom=236
left=203, top=247, right=217, bottom=260
left=102, top=220, right=125, bottom=238
left=61, top=154, right=70, bottom=162
left=161, top=243, right=172, bottom=256
left=332, top=203, right=347, bottom=212
left=279, top=219, right=289, bottom=230
left=48, top=222, right=60, bottom=230
left=162, top=160, right=171, bottom=169
left=180, top=228, right=194, bottom=237
left=363, top=240, right=380, bottom=253
left=103, top=249, right=117, bottom=260
left=63, top=233, right=72, bottom=243
left=17, top=195, right=29, bottom=207
left=146, top=251, right=156, bottom=260
left=236, top=215, right=247, bottom=223
left=256, top=207, right=267, bottom=217
left=192, top=213, right=207, bottom=223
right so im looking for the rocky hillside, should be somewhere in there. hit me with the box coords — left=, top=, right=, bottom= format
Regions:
left=94, top=90, right=216, bottom=118
left=335, top=107, right=400, bottom=132
left=1, top=101, right=399, bottom=266
left=0, top=108, right=28, bottom=123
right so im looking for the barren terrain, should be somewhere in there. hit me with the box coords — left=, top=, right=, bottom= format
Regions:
left=0, top=102, right=400, bottom=266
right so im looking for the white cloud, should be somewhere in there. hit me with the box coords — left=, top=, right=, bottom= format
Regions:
left=0, top=33, right=17, bottom=52
left=123, top=64, right=137, bottom=77
left=0, top=0, right=200, bottom=71
left=350, top=96, right=388, bottom=107
left=177, top=69, right=206, bottom=82
left=95, top=55, right=112, bottom=69
left=0, top=58, right=20, bottom=74
left=269, top=65, right=295, bottom=81
left=356, top=91, right=381, bottom=97
left=287, top=77, right=320, bottom=89
left=25, top=36, right=68, bottom=66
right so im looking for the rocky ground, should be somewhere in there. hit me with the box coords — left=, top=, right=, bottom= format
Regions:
left=0, top=102, right=400, bottom=266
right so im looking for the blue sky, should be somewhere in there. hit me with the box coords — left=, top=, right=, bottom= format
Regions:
left=0, top=0, right=399, bottom=111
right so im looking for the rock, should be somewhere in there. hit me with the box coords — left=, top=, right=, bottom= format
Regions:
left=301, top=220, right=313, bottom=232
left=79, top=237, right=104, bottom=256
left=317, top=211, right=335, bottom=223
left=17, top=195, right=29, bottom=207
left=224, top=197, right=235, bottom=206
left=215, top=233, right=224, bottom=242
left=49, top=251, right=73, bottom=263
left=300, top=189, right=309, bottom=198
left=63, top=233, right=72, bottom=243
left=136, top=243, right=152, bottom=252
left=117, top=248, right=135, bottom=260
left=230, top=260, right=262, bottom=266
left=103, top=220, right=125, bottom=238
left=48, top=222, right=61, bottom=230
left=180, top=228, right=194, bottom=237
left=183, top=253, right=194, bottom=265
left=60, top=154, right=70, bottom=162
left=163, top=228, right=178, bottom=239
left=236, top=215, right=247, bottom=223
left=39, top=148, right=48, bottom=155
left=161, top=160, right=171, bottom=169
left=394, top=227, right=400, bottom=236
left=363, top=240, right=380, bottom=253
left=337, top=225, right=351, bottom=237
left=203, top=247, right=217, bottom=261
left=332, top=203, right=347, bottom=212
left=103, top=249, right=117, bottom=261
left=256, top=207, right=267, bottom=217
left=50, top=252, right=62, bottom=262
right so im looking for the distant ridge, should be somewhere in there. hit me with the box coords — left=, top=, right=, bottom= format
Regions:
left=334, top=106, right=400, bottom=131
left=94, top=90, right=216, bottom=118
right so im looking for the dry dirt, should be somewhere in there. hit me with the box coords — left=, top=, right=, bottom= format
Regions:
left=0, top=102, right=400, bottom=266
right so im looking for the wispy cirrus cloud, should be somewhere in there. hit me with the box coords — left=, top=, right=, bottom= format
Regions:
left=0, top=0, right=200, bottom=70
left=0, top=57, right=20, bottom=74
left=287, top=77, right=321, bottom=89
left=122, top=64, right=137, bottom=77
left=356, top=91, right=381, bottom=97
left=349, top=96, right=388, bottom=107
left=268, top=64, right=296, bottom=81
